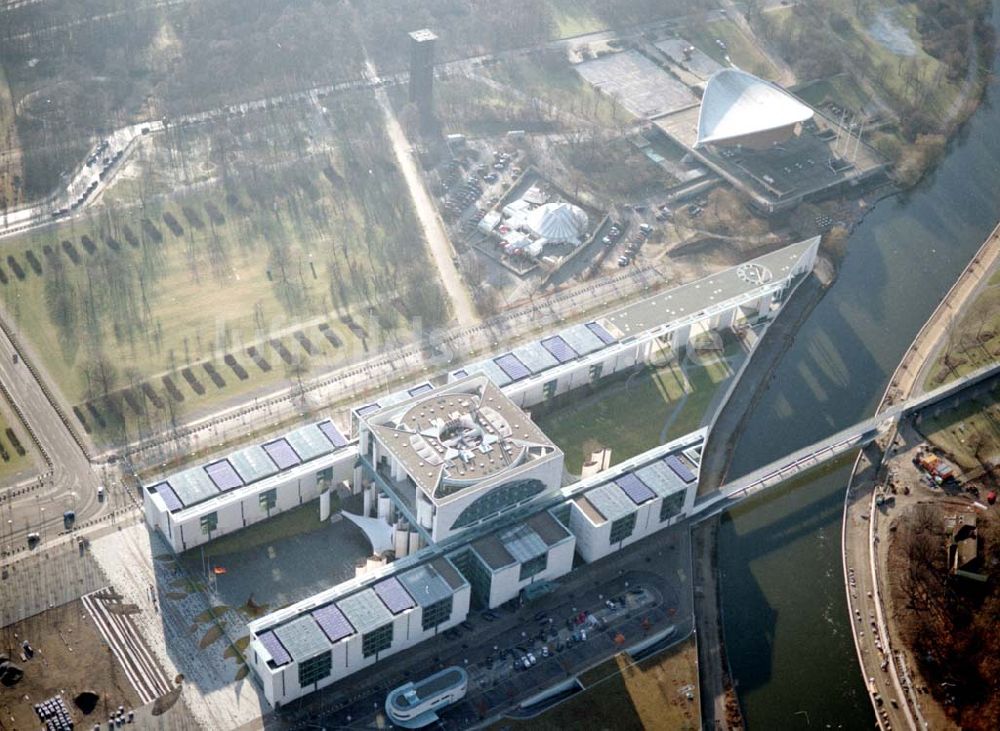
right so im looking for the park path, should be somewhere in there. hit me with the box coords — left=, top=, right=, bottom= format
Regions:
left=364, top=60, right=478, bottom=329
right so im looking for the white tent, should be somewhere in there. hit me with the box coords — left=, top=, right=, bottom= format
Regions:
left=526, top=202, right=588, bottom=246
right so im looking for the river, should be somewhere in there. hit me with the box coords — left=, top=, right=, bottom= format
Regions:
left=717, top=16, right=1000, bottom=728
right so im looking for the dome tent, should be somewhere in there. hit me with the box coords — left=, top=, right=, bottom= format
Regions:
left=525, top=202, right=588, bottom=246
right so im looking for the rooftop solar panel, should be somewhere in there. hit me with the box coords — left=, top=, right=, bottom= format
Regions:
left=356, top=403, right=381, bottom=417
left=664, top=454, right=696, bottom=484
left=166, top=467, right=219, bottom=507
left=263, top=438, right=301, bottom=470
left=634, top=460, right=686, bottom=498
left=374, top=577, right=416, bottom=614
left=318, top=420, right=348, bottom=448
left=494, top=353, right=531, bottom=381
left=273, top=615, right=330, bottom=661
left=615, top=472, right=656, bottom=505
left=286, top=423, right=335, bottom=462
left=205, top=459, right=244, bottom=492
left=586, top=483, right=636, bottom=522
left=151, top=482, right=183, bottom=512
left=228, top=444, right=279, bottom=484
left=586, top=321, right=617, bottom=345
left=311, top=603, right=355, bottom=643
left=257, top=630, right=290, bottom=666
left=559, top=323, right=606, bottom=355
left=338, top=589, right=394, bottom=634
left=474, top=360, right=512, bottom=387
left=540, top=335, right=578, bottom=364
left=408, top=383, right=434, bottom=397
left=513, top=342, right=559, bottom=374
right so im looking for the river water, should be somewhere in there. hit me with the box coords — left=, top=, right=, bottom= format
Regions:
left=717, top=19, right=1000, bottom=728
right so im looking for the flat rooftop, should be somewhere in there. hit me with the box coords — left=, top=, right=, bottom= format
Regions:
left=602, top=236, right=818, bottom=337
left=147, top=418, right=349, bottom=513
left=365, top=376, right=557, bottom=502
left=254, top=555, right=468, bottom=668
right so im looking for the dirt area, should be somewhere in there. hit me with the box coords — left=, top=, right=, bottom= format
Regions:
left=0, top=599, right=142, bottom=729
left=885, top=500, right=1000, bottom=731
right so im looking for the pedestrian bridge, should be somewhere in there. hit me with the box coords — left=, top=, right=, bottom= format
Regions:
left=694, top=359, right=1000, bottom=518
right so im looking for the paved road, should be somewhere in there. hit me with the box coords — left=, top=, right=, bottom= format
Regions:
left=366, top=58, right=479, bottom=328
left=0, top=313, right=106, bottom=555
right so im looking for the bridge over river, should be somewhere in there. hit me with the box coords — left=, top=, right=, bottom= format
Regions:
left=693, top=359, right=1000, bottom=519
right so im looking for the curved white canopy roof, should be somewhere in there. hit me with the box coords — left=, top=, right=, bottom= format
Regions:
left=526, top=202, right=588, bottom=245
left=696, top=69, right=813, bottom=147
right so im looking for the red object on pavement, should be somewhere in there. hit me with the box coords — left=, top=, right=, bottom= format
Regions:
left=213, top=566, right=228, bottom=575
left=988, top=491, right=997, bottom=504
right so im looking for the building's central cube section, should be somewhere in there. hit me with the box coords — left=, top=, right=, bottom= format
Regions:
left=358, top=376, right=563, bottom=543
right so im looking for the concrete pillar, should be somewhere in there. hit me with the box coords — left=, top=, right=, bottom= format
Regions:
left=717, top=305, right=737, bottom=331
left=320, top=489, right=331, bottom=522
left=377, top=494, right=392, bottom=522
left=363, top=484, right=373, bottom=517
left=672, top=323, right=691, bottom=351
left=394, top=522, right=409, bottom=557
left=757, top=294, right=772, bottom=319
left=352, top=464, right=364, bottom=493
left=408, top=531, right=421, bottom=555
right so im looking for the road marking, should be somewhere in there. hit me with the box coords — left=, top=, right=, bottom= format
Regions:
left=82, top=587, right=173, bottom=704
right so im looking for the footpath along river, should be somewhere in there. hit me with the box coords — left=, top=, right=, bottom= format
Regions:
left=716, top=12, right=1000, bottom=728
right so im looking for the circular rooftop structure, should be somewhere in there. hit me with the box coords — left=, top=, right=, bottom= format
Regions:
left=696, top=68, right=813, bottom=149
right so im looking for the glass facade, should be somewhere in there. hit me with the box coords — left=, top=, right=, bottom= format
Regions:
left=298, top=651, right=332, bottom=687
left=451, top=479, right=546, bottom=530
left=421, top=597, right=453, bottom=631
left=519, top=553, right=548, bottom=582
left=259, top=488, right=277, bottom=513
left=659, top=492, right=685, bottom=523
left=609, top=513, right=636, bottom=545
left=362, top=624, right=393, bottom=658
left=199, top=512, right=218, bottom=535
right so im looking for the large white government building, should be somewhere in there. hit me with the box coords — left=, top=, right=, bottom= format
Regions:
left=140, top=238, right=820, bottom=706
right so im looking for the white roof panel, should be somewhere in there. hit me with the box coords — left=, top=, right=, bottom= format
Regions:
left=696, top=69, right=813, bottom=147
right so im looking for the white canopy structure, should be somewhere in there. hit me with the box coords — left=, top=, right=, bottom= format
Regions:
left=696, top=69, right=813, bottom=149
left=525, top=202, right=588, bottom=246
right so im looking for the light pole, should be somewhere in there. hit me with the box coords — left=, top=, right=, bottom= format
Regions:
left=39, top=507, right=45, bottom=543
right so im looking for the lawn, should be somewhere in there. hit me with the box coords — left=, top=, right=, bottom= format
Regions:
left=923, top=280, right=1000, bottom=391
left=0, top=404, right=37, bottom=484
left=681, top=18, right=780, bottom=80
left=486, top=53, right=633, bottom=130
left=918, top=382, right=1000, bottom=471
left=546, top=0, right=605, bottom=39
left=497, top=638, right=700, bottom=730
left=0, top=65, right=22, bottom=211
left=535, top=340, right=742, bottom=474
left=0, top=91, right=448, bottom=447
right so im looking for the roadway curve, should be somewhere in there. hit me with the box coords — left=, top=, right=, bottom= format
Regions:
left=0, top=309, right=106, bottom=555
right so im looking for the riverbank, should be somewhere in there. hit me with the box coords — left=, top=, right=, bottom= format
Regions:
left=842, top=221, right=1000, bottom=729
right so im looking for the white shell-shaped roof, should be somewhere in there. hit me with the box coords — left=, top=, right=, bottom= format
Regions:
left=696, top=69, right=813, bottom=147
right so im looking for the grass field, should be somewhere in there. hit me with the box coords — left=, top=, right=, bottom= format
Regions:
left=0, top=65, right=22, bottom=212
left=486, top=53, right=633, bottom=130
left=535, top=341, right=742, bottom=474
left=0, top=405, right=37, bottom=484
left=923, top=278, right=1000, bottom=391
left=795, top=73, right=874, bottom=115
left=919, top=382, right=1000, bottom=471
left=546, top=0, right=605, bottom=38
left=681, top=18, right=780, bottom=80
left=0, top=91, right=448, bottom=446
left=497, top=638, right=700, bottom=730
